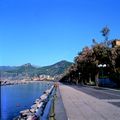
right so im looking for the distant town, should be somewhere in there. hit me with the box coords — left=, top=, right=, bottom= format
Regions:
left=0, top=60, right=71, bottom=86
left=0, top=74, right=61, bottom=86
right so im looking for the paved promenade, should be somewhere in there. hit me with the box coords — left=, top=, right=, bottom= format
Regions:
left=55, top=87, right=68, bottom=120
left=59, top=84, right=120, bottom=120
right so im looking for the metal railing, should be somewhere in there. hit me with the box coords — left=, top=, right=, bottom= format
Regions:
left=41, top=88, right=56, bottom=120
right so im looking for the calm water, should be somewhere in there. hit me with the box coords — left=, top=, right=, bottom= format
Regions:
left=1, top=81, right=53, bottom=120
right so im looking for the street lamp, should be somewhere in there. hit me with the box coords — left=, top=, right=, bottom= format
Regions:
left=78, top=72, right=81, bottom=84
left=98, top=64, right=106, bottom=68
left=98, top=64, right=107, bottom=86
left=78, top=72, right=81, bottom=80
left=98, top=64, right=107, bottom=77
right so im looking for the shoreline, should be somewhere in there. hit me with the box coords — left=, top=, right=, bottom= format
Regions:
left=0, top=80, right=54, bottom=86
left=15, top=85, right=56, bottom=119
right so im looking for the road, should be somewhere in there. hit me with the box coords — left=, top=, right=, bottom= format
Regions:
left=59, top=84, right=120, bottom=120
left=71, top=85, right=120, bottom=107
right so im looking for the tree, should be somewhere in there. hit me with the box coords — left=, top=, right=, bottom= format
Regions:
left=109, top=46, right=120, bottom=87
left=60, top=27, right=120, bottom=87
left=74, top=47, right=96, bottom=84
left=101, top=26, right=110, bottom=45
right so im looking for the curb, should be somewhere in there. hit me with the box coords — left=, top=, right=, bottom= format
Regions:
left=84, top=85, right=120, bottom=92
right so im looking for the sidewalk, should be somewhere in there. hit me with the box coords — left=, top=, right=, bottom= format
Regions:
left=59, top=84, right=120, bottom=120
left=55, top=87, right=68, bottom=120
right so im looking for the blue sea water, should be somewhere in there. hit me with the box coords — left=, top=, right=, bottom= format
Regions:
left=1, top=81, right=53, bottom=120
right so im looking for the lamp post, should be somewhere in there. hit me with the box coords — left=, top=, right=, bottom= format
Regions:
left=78, top=72, right=82, bottom=84
left=98, top=64, right=107, bottom=86
left=98, top=64, right=106, bottom=77
left=78, top=72, right=81, bottom=80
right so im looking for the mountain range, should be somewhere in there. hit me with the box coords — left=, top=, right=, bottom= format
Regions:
left=0, top=60, right=72, bottom=80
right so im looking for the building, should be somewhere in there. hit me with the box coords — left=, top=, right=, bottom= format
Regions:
left=112, top=39, right=120, bottom=47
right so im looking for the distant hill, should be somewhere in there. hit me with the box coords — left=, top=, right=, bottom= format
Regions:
left=0, top=66, right=16, bottom=71
left=0, top=60, right=72, bottom=80
left=37, top=60, right=72, bottom=76
left=15, top=63, right=37, bottom=74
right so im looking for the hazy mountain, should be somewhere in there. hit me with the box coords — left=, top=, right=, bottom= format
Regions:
left=0, top=66, right=16, bottom=71
left=37, top=60, right=72, bottom=76
left=0, top=60, right=72, bottom=80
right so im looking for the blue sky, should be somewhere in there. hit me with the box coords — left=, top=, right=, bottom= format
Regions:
left=0, top=0, right=120, bottom=66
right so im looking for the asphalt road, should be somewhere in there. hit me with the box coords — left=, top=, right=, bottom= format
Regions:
left=70, top=85, right=120, bottom=107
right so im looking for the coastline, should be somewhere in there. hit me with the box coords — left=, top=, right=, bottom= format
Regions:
left=1, top=80, right=55, bottom=120
left=0, top=79, right=54, bottom=86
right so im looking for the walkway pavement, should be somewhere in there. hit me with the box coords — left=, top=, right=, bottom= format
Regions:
left=55, top=86, right=68, bottom=120
left=58, top=84, right=120, bottom=120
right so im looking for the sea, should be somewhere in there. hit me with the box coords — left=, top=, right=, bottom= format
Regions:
left=1, top=81, right=53, bottom=120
